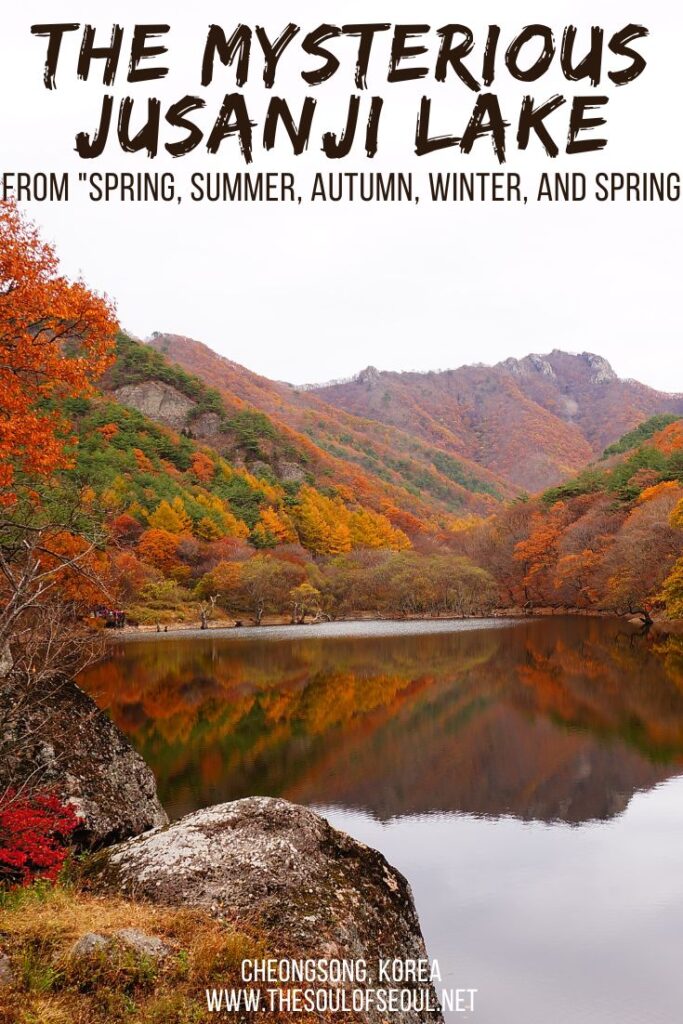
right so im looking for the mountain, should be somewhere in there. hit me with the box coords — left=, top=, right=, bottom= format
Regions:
left=59, top=335, right=683, bottom=623
left=308, top=350, right=683, bottom=491
left=144, top=333, right=513, bottom=514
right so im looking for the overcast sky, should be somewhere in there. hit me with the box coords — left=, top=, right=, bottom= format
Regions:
left=2, top=1, right=681, bottom=390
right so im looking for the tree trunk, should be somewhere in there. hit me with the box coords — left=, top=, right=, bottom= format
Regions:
left=0, top=643, right=13, bottom=678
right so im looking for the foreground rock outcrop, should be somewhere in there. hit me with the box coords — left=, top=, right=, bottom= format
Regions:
left=0, top=677, right=168, bottom=848
left=90, top=797, right=444, bottom=1024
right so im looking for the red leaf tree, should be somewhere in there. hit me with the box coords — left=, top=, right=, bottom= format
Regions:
left=0, top=791, right=79, bottom=886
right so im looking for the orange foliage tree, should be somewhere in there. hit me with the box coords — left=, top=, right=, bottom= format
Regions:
left=137, top=529, right=181, bottom=575
left=513, top=502, right=568, bottom=604
left=0, top=201, right=116, bottom=500
left=0, top=203, right=117, bottom=683
left=191, top=451, right=215, bottom=482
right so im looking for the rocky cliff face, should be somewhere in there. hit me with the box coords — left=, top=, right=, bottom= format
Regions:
left=0, top=677, right=168, bottom=848
left=114, top=381, right=196, bottom=431
left=90, top=797, right=444, bottom=1024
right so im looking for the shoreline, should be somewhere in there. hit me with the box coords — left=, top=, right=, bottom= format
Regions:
left=106, top=606, right=669, bottom=641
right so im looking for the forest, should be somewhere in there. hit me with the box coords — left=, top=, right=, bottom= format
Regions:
left=93, top=408, right=683, bottom=627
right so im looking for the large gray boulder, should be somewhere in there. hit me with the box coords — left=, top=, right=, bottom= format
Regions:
left=90, top=797, right=443, bottom=1024
left=0, top=677, right=167, bottom=848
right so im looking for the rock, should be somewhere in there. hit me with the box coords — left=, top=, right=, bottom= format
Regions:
left=278, top=461, right=307, bottom=484
left=69, top=930, right=170, bottom=963
left=249, top=460, right=272, bottom=478
left=582, top=352, right=617, bottom=384
left=115, top=929, right=170, bottom=960
left=501, top=354, right=556, bottom=379
left=69, top=933, right=109, bottom=958
left=114, top=381, right=196, bottom=430
left=192, top=411, right=222, bottom=437
left=0, top=677, right=168, bottom=849
left=0, top=954, right=14, bottom=987
left=526, top=354, right=557, bottom=378
left=90, top=797, right=443, bottom=1024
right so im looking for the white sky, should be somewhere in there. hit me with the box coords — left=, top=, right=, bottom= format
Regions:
left=1, top=1, right=681, bottom=390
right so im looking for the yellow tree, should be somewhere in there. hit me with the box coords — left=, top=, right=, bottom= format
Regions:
left=196, top=516, right=224, bottom=541
left=671, top=498, right=683, bottom=530
left=294, top=487, right=335, bottom=554
left=661, top=560, right=683, bottom=618
left=289, top=582, right=322, bottom=623
left=194, top=493, right=249, bottom=539
left=171, top=496, right=193, bottom=532
left=147, top=499, right=185, bottom=534
left=329, top=521, right=352, bottom=555
left=349, top=508, right=411, bottom=551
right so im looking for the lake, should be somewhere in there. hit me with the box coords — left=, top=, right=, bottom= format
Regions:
left=80, top=616, right=683, bottom=1024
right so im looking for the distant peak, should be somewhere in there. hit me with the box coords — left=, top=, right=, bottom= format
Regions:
left=500, top=350, right=618, bottom=385
left=303, top=364, right=383, bottom=392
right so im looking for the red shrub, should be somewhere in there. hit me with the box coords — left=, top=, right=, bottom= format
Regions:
left=0, top=791, right=79, bottom=887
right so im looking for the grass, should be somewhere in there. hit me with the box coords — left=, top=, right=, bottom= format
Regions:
left=0, top=878, right=304, bottom=1024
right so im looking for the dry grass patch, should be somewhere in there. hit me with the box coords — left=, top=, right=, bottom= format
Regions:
left=0, top=880, right=306, bottom=1024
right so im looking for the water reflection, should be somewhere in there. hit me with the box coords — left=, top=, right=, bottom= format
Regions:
left=80, top=617, right=683, bottom=824
left=322, top=786, right=683, bottom=1024
left=80, top=618, right=683, bottom=1024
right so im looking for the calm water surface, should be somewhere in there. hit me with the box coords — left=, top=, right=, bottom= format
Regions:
left=80, top=617, right=683, bottom=1024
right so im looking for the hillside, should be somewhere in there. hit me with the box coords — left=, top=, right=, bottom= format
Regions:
left=464, top=415, right=683, bottom=616
left=144, top=333, right=513, bottom=513
left=310, top=351, right=683, bottom=491
left=70, top=335, right=441, bottom=550
left=50, top=335, right=500, bottom=626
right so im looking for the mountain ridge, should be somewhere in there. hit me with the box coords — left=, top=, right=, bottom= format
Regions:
left=304, top=348, right=683, bottom=491
left=60, top=335, right=683, bottom=624
left=304, top=351, right=683, bottom=397
left=147, top=334, right=683, bottom=493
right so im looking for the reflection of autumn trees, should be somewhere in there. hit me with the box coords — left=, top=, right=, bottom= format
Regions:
left=514, top=636, right=683, bottom=759
left=84, top=634, right=481, bottom=745
left=653, top=635, right=683, bottom=692
left=80, top=620, right=683, bottom=822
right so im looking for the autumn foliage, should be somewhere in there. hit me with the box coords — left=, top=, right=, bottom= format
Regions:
left=0, top=791, right=79, bottom=886
left=0, top=203, right=119, bottom=694
left=462, top=420, right=683, bottom=618
left=0, top=201, right=116, bottom=501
